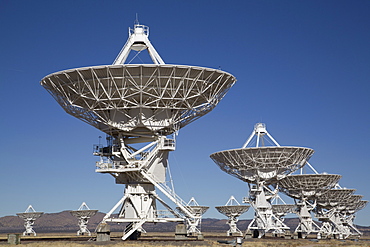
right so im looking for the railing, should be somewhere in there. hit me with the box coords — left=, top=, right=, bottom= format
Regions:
left=122, top=219, right=146, bottom=241
left=93, top=145, right=120, bottom=156
left=95, top=160, right=141, bottom=170
left=160, top=138, right=175, bottom=151
left=140, top=172, right=194, bottom=218
left=155, top=210, right=174, bottom=218
left=156, top=180, right=187, bottom=207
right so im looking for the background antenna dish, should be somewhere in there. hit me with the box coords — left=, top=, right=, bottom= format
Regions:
left=70, top=202, right=98, bottom=236
left=278, top=174, right=342, bottom=199
left=215, top=196, right=250, bottom=236
left=16, top=205, right=43, bottom=236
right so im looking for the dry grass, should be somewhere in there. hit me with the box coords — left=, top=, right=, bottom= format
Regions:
left=1, top=232, right=369, bottom=247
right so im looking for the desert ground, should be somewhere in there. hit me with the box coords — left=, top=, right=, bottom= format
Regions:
left=1, top=232, right=369, bottom=247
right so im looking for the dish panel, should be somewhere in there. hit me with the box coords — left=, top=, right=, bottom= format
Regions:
left=70, top=210, right=98, bottom=218
left=16, top=212, right=44, bottom=219
left=215, top=205, right=250, bottom=216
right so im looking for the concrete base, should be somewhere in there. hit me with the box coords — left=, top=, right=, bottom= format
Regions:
left=175, top=223, right=187, bottom=240
left=284, top=232, right=292, bottom=239
left=8, top=234, right=21, bottom=245
left=244, top=229, right=252, bottom=239
left=96, top=223, right=110, bottom=242
left=197, top=234, right=204, bottom=240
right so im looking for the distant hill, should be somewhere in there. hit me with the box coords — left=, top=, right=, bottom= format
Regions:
left=1, top=211, right=369, bottom=236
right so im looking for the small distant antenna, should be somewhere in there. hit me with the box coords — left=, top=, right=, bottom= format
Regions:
left=17, top=205, right=44, bottom=236
left=70, top=202, right=98, bottom=236
left=135, top=13, right=139, bottom=25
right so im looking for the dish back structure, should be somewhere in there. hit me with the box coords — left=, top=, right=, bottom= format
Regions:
left=16, top=205, right=43, bottom=236
left=41, top=22, right=236, bottom=240
left=210, top=123, right=314, bottom=238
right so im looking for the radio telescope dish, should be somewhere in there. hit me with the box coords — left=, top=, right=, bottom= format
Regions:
left=41, top=65, right=235, bottom=137
left=41, top=21, right=235, bottom=241
left=338, top=195, right=363, bottom=212
left=70, top=202, right=98, bottom=236
left=316, top=189, right=355, bottom=209
left=216, top=205, right=250, bottom=217
left=176, top=197, right=209, bottom=235
left=215, top=196, right=250, bottom=236
left=210, top=123, right=314, bottom=238
left=278, top=174, right=342, bottom=199
left=16, top=205, right=43, bottom=236
left=349, top=200, right=368, bottom=212
left=211, top=146, right=314, bottom=184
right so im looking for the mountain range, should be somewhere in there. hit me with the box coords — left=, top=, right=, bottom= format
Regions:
left=1, top=211, right=369, bottom=235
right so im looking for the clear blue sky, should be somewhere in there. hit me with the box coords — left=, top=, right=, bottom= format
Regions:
left=1, top=0, right=369, bottom=227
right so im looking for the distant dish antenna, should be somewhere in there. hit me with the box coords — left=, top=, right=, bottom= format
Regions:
left=16, top=205, right=43, bottom=236
left=215, top=196, right=250, bottom=236
left=177, top=197, right=209, bottom=235
left=70, top=202, right=98, bottom=236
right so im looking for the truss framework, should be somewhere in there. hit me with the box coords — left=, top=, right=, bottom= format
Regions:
left=96, top=135, right=207, bottom=240
left=113, top=23, right=164, bottom=65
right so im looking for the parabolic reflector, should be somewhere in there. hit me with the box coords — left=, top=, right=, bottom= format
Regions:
left=177, top=206, right=209, bottom=217
left=271, top=204, right=296, bottom=215
left=16, top=212, right=43, bottom=219
left=278, top=174, right=341, bottom=199
left=41, top=65, right=236, bottom=136
left=348, top=200, right=368, bottom=212
left=316, top=189, right=355, bottom=209
left=70, top=210, right=98, bottom=218
left=215, top=205, right=250, bottom=217
left=210, top=146, right=314, bottom=184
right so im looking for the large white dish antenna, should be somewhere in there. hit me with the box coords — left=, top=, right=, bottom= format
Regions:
left=41, top=65, right=235, bottom=137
